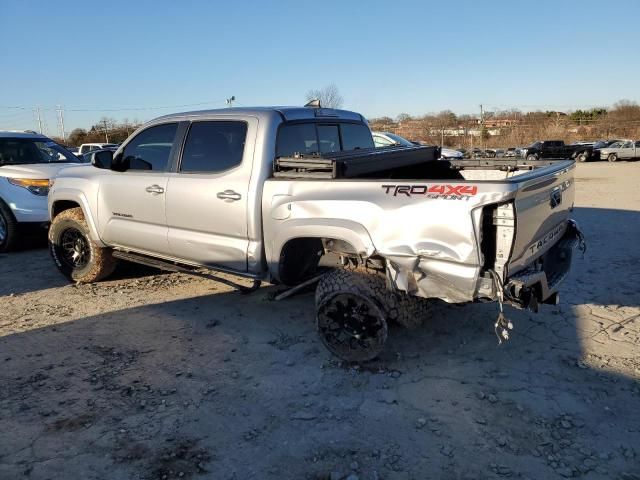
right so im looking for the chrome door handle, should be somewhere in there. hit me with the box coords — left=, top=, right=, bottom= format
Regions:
left=145, top=184, right=165, bottom=194
left=217, top=190, right=241, bottom=202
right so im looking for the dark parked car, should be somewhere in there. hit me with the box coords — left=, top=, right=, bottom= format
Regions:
left=520, top=140, right=593, bottom=162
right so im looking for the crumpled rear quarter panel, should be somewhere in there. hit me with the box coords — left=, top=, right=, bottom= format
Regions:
left=263, top=179, right=518, bottom=302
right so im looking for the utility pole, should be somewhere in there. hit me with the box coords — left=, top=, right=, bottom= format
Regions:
left=479, top=104, right=484, bottom=151
left=226, top=95, right=236, bottom=108
left=56, top=105, right=66, bottom=142
left=35, top=106, right=43, bottom=133
left=103, top=119, right=109, bottom=142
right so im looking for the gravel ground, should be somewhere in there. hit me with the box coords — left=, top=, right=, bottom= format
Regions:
left=0, top=162, right=639, bottom=480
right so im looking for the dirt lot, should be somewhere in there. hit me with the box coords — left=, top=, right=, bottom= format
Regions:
left=1, top=162, right=639, bottom=480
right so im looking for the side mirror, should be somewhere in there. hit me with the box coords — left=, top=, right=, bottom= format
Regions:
left=92, top=150, right=114, bottom=169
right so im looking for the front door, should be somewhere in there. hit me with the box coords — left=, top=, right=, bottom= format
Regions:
left=165, top=118, right=256, bottom=272
left=97, top=122, right=180, bottom=256
left=619, top=141, right=634, bottom=159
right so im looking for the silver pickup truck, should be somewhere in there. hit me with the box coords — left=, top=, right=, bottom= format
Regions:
left=48, top=105, right=583, bottom=361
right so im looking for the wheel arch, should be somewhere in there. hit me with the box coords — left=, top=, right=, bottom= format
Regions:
left=49, top=191, right=105, bottom=246
left=0, top=195, right=16, bottom=219
left=269, top=220, right=376, bottom=284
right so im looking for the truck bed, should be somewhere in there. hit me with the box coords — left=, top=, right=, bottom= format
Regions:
left=274, top=145, right=573, bottom=182
left=263, top=157, right=576, bottom=304
left=274, top=145, right=441, bottom=179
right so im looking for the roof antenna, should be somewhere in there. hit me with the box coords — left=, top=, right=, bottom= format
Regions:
left=304, top=99, right=321, bottom=108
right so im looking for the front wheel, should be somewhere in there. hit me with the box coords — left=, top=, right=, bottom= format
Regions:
left=526, top=154, right=538, bottom=161
left=49, top=208, right=118, bottom=283
left=608, top=153, right=618, bottom=162
left=577, top=152, right=588, bottom=162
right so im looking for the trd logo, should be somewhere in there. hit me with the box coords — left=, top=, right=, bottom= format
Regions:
left=382, top=184, right=478, bottom=197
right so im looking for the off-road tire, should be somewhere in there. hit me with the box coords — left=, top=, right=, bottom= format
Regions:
left=608, top=153, right=618, bottom=162
left=317, top=289, right=387, bottom=362
left=49, top=208, right=118, bottom=283
left=316, top=268, right=430, bottom=329
left=0, top=200, right=19, bottom=253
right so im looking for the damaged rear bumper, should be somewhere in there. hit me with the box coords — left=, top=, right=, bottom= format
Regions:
left=504, top=219, right=585, bottom=311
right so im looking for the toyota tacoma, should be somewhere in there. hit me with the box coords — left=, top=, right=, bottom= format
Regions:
left=47, top=104, right=584, bottom=361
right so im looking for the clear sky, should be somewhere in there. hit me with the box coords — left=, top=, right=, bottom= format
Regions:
left=1, top=0, right=638, bottom=134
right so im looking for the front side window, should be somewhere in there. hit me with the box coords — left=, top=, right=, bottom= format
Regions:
left=120, top=123, right=178, bottom=171
left=380, top=132, right=412, bottom=147
left=0, top=138, right=80, bottom=165
left=373, top=135, right=394, bottom=147
left=180, top=121, right=247, bottom=173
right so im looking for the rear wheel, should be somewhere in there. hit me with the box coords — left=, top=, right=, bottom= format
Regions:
left=577, top=151, right=588, bottom=162
left=315, top=268, right=430, bottom=361
left=526, top=154, right=538, bottom=161
left=608, top=153, right=618, bottom=162
left=49, top=208, right=118, bottom=283
left=317, top=291, right=387, bottom=362
left=0, top=201, right=19, bottom=253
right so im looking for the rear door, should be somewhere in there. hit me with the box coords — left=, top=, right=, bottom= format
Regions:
left=508, top=161, right=576, bottom=275
left=165, top=118, right=257, bottom=271
left=96, top=122, right=180, bottom=255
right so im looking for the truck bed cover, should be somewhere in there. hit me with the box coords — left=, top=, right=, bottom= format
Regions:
left=274, top=145, right=441, bottom=179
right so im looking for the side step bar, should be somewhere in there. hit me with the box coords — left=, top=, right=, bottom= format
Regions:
left=112, top=250, right=261, bottom=294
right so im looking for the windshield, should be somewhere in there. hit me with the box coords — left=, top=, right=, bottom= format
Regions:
left=384, top=133, right=414, bottom=146
left=0, top=138, right=82, bottom=165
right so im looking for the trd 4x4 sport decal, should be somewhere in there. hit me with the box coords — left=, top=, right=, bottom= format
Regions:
left=382, top=184, right=478, bottom=200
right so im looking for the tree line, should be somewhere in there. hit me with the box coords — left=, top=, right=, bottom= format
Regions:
left=368, top=100, right=640, bottom=148
left=52, top=92, right=640, bottom=150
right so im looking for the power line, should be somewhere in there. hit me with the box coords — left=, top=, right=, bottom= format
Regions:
left=0, top=98, right=228, bottom=113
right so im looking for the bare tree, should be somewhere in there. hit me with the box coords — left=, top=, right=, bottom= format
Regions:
left=305, top=84, right=344, bottom=109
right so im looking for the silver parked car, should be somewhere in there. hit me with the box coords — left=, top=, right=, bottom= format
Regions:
left=598, top=140, right=640, bottom=162
left=372, top=131, right=415, bottom=147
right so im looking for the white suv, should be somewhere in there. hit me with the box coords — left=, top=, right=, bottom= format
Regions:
left=0, top=131, right=84, bottom=252
left=77, top=143, right=118, bottom=155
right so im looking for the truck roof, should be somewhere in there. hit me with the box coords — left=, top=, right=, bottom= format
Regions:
left=0, top=131, right=49, bottom=139
left=154, top=106, right=365, bottom=123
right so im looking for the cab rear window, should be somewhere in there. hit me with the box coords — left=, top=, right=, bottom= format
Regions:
left=276, top=122, right=374, bottom=157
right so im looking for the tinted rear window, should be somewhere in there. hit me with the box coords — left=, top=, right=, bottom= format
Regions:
left=276, top=124, right=318, bottom=157
left=317, top=125, right=340, bottom=154
left=341, top=123, right=375, bottom=150
left=276, top=122, right=373, bottom=157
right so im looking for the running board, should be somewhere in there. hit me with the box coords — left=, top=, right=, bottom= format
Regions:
left=111, top=250, right=261, bottom=294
